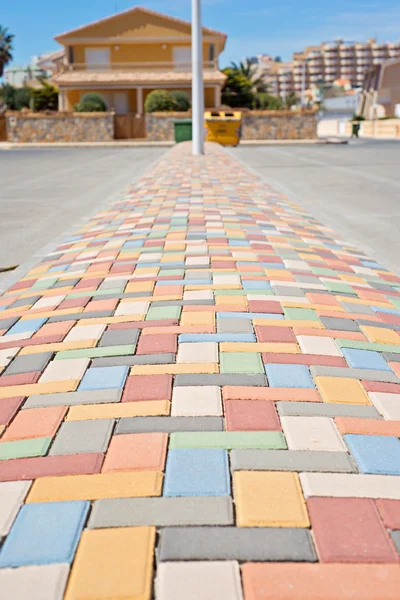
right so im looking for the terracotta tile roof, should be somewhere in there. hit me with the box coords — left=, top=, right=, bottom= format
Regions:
left=53, top=69, right=227, bottom=86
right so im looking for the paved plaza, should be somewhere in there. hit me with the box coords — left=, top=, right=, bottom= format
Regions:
left=0, top=142, right=400, bottom=599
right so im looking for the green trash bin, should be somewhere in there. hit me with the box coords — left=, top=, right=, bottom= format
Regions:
left=174, top=119, right=192, bottom=143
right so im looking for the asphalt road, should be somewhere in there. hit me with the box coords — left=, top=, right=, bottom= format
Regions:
left=230, top=139, right=400, bottom=276
left=0, top=147, right=166, bottom=269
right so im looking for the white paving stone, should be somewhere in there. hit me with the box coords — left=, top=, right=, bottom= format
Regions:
left=115, top=301, right=150, bottom=316
left=183, top=290, right=213, bottom=301
left=213, top=274, right=241, bottom=285
left=185, top=257, right=210, bottom=266
left=31, top=296, right=66, bottom=310
left=300, top=472, right=400, bottom=499
left=39, top=358, right=90, bottom=382
left=177, top=342, right=218, bottom=364
left=280, top=416, right=347, bottom=452
left=368, top=392, right=400, bottom=420
left=156, top=561, right=243, bottom=600
left=64, top=324, right=106, bottom=342
left=0, top=347, right=19, bottom=368
left=0, top=564, right=69, bottom=600
left=297, top=336, right=342, bottom=356
left=171, top=386, right=222, bottom=416
left=0, top=481, right=32, bottom=536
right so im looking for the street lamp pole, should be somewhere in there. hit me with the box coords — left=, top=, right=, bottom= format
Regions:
left=192, top=0, right=204, bottom=155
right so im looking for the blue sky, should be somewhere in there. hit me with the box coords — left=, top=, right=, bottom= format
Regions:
left=2, top=0, right=400, bottom=67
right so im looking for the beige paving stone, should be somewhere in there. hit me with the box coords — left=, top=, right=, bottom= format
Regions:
left=171, top=386, right=222, bottom=416
left=64, top=324, right=106, bottom=342
left=0, top=481, right=32, bottom=536
left=39, top=358, right=90, bottom=383
left=177, top=342, right=218, bottom=364
left=369, top=392, right=400, bottom=420
left=280, top=416, right=347, bottom=452
left=0, top=564, right=69, bottom=600
left=300, top=472, right=400, bottom=499
left=297, top=336, right=342, bottom=356
left=115, top=301, right=150, bottom=316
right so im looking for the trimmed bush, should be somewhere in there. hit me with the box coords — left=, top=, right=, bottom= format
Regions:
left=75, top=92, right=107, bottom=112
left=171, top=90, right=191, bottom=111
left=145, top=89, right=176, bottom=113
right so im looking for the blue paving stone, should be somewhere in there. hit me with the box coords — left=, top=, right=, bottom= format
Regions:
left=48, top=264, right=70, bottom=273
left=5, top=317, right=47, bottom=336
left=265, top=364, right=315, bottom=388
left=0, top=501, right=89, bottom=567
left=163, top=449, right=230, bottom=497
left=179, top=334, right=256, bottom=343
left=123, top=240, right=144, bottom=247
left=78, top=365, right=128, bottom=390
left=344, top=434, right=400, bottom=475
left=217, top=312, right=283, bottom=320
left=371, top=307, right=400, bottom=316
left=242, top=281, right=272, bottom=290
left=342, top=348, right=392, bottom=371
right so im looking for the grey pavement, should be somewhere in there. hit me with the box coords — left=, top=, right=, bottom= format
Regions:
left=230, top=139, right=400, bottom=276
left=0, top=147, right=166, bottom=268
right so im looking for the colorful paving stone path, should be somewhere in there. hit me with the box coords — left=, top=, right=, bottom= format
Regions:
left=1, top=142, right=400, bottom=599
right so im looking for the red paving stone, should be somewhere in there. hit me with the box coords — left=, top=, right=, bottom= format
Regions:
left=136, top=333, right=177, bottom=355
left=255, top=326, right=296, bottom=343
left=122, top=374, right=172, bottom=402
left=376, top=500, right=400, bottom=530
left=0, top=452, right=104, bottom=482
left=0, top=397, right=25, bottom=426
left=224, top=399, right=281, bottom=431
left=0, top=372, right=41, bottom=387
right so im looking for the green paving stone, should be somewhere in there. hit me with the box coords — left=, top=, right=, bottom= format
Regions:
left=31, top=278, right=59, bottom=291
left=54, top=344, right=136, bottom=360
left=283, top=307, right=319, bottom=321
left=169, top=431, right=287, bottom=450
left=391, top=298, right=400, bottom=309
left=0, top=437, right=51, bottom=460
left=159, top=269, right=185, bottom=277
left=146, top=306, right=182, bottom=320
left=325, top=281, right=356, bottom=294
left=220, top=352, right=264, bottom=374
left=336, top=340, right=400, bottom=353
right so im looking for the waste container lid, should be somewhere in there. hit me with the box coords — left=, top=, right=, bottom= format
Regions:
left=173, top=119, right=193, bottom=124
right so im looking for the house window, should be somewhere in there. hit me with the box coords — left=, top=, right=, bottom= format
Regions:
left=85, top=48, right=110, bottom=71
left=209, top=44, right=215, bottom=63
left=68, top=47, right=74, bottom=64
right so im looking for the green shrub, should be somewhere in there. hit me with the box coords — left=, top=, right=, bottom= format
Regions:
left=145, top=89, right=176, bottom=113
left=254, top=93, right=283, bottom=110
left=31, top=81, right=58, bottom=111
left=351, top=114, right=365, bottom=121
left=170, top=90, right=191, bottom=111
left=14, top=87, right=32, bottom=110
left=74, top=92, right=107, bottom=112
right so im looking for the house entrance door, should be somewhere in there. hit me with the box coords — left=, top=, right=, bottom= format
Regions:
left=114, top=114, right=146, bottom=139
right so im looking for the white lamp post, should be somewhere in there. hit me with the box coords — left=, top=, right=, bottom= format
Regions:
left=192, top=0, right=204, bottom=155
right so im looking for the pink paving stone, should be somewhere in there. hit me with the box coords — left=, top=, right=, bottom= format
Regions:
left=0, top=397, right=25, bottom=426
left=136, top=334, right=177, bottom=355
left=305, top=293, right=341, bottom=306
left=334, top=417, right=400, bottom=437
left=307, top=497, right=399, bottom=563
left=362, top=381, right=400, bottom=394
left=0, top=372, right=41, bottom=387
left=248, top=301, right=284, bottom=314
left=380, top=313, right=400, bottom=326
left=7, top=280, right=37, bottom=292
left=375, top=500, right=400, bottom=529
left=122, top=374, right=172, bottom=402
left=1, top=406, right=67, bottom=441
left=255, top=326, right=296, bottom=343
left=33, top=320, right=76, bottom=338
left=0, top=453, right=104, bottom=482
left=73, top=277, right=103, bottom=290
left=57, top=297, right=90, bottom=310
left=102, top=432, right=168, bottom=472
left=153, top=285, right=184, bottom=296
left=0, top=335, right=63, bottom=351
left=225, top=400, right=281, bottom=431
left=262, top=353, right=347, bottom=367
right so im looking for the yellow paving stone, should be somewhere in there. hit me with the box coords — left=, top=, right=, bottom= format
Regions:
left=26, top=471, right=163, bottom=503
left=220, top=342, right=300, bottom=353
left=125, top=281, right=155, bottom=293
left=164, top=243, right=186, bottom=251
left=161, top=253, right=184, bottom=262
left=253, top=319, right=324, bottom=329
left=67, top=400, right=170, bottom=421
left=130, top=363, right=219, bottom=375
left=315, top=376, right=371, bottom=405
left=180, top=311, right=215, bottom=326
left=27, top=265, right=51, bottom=275
left=234, top=471, right=310, bottom=527
left=336, top=296, right=394, bottom=308
left=20, top=340, right=98, bottom=355
left=0, top=379, right=78, bottom=399
left=215, top=296, right=248, bottom=307
left=265, top=270, right=294, bottom=280
left=132, top=268, right=159, bottom=276
left=361, top=326, right=400, bottom=344
left=281, top=302, right=345, bottom=312
left=0, top=305, right=33, bottom=317
left=20, top=308, right=84, bottom=320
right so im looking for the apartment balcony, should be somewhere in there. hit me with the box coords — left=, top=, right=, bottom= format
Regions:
left=60, top=60, right=218, bottom=73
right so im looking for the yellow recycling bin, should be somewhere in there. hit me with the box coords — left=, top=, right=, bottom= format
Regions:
left=204, top=111, right=242, bottom=146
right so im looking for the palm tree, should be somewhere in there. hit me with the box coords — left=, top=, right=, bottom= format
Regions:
left=230, top=59, right=267, bottom=94
left=0, top=26, right=14, bottom=77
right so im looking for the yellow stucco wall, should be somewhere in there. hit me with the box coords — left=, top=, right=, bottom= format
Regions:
left=72, top=42, right=214, bottom=65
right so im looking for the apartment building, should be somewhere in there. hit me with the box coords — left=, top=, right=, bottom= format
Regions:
left=256, top=38, right=400, bottom=99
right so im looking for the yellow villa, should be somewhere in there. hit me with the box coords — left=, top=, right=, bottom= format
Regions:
left=52, top=6, right=227, bottom=116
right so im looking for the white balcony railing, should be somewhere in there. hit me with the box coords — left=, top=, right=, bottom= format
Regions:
left=61, top=60, right=218, bottom=73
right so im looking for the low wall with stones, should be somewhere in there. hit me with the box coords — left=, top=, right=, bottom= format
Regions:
left=5, top=112, right=114, bottom=143
left=146, top=110, right=317, bottom=142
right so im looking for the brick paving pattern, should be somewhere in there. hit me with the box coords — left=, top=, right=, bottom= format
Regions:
left=0, top=142, right=400, bottom=599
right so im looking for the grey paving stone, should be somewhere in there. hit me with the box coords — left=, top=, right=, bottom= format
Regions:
left=91, top=353, right=175, bottom=368
left=150, top=300, right=214, bottom=307
left=10, top=296, right=41, bottom=308
left=99, top=329, right=139, bottom=347
left=390, top=531, right=400, bottom=555
left=294, top=275, right=321, bottom=284
left=52, top=278, right=80, bottom=288
left=371, top=282, right=395, bottom=292
left=217, top=318, right=254, bottom=334
left=47, top=310, right=114, bottom=322
left=50, top=419, right=114, bottom=455
left=357, top=319, right=399, bottom=329
left=158, top=527, right=316, bottom=562
left=174, top=374, right=267, bottom=387
left=341, top=303, right=375, bottom=315
left=320, top=317, right=361, bottom=332
left=98, top=280, right=128, bottom=291
left=271, top=286, right=305, bottom=296
left=88, top=497, right=233, bottom=528
left=277, top=401, right=382, bottom=419
left=116, top=416, right=224, bottom=434
left=230, top=449, right=357, bottom=472
left=0, top=317, right=19, bottom=331
left=3, top=352, right=53, bottom=376
left=23, top=388, right=122, bottom=408
left=310, top=365, right=400, bottom=383
left=83, top=292, right=152, bottom=300
left=383, top=352, right=400, bottom=363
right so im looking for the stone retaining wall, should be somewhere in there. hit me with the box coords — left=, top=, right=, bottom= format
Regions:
left=6, top=112, right=114, bottom=143
left=145, top=112, right=191, bottom=142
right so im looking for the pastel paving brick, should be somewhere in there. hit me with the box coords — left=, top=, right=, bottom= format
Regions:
left=344, top=434, right=400, bottom=475
left=164, top=449, right=230, bottom=496
left=0, top=564, right=69, bottom=600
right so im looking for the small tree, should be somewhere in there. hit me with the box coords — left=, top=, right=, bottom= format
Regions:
left=145, top=90, right=176, bottom=112
left=31, top=80, right=58, bottom=111
left=222, top=69, right=254, bottom=108
left=285, top=92, right=298, bottom=109
left=0, top=84, right=32, bottom=110
left=0, top=26, right=14, bottom=77
left=255, top=92, right=283, bottom=110
left=170, top=90, right=191, bottom=111
left=74, top=92, right=107, bottom=112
